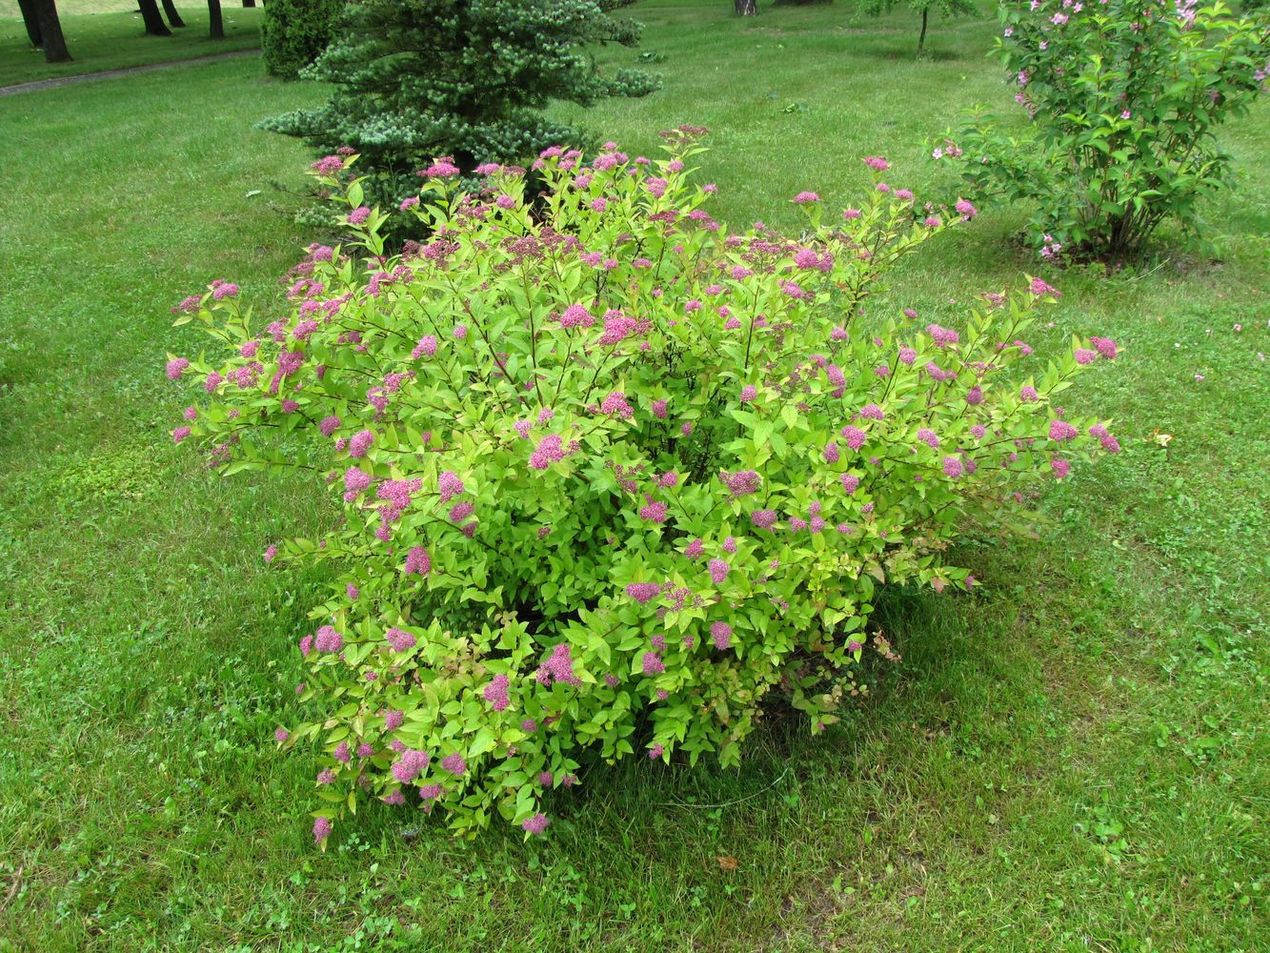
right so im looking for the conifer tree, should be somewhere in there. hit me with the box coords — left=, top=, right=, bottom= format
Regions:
left=263, top=0, right=658, bottom=203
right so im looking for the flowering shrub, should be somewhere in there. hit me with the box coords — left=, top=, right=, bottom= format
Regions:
left=945, top=0, right=1268, bottom=259
left=168, top=129, right=1121, bottom=842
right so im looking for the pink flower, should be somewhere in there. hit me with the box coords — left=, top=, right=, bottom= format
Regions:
left=404, top=546, right=431, bottom=576
left=483, top=674, right=510, bottom=712
left=942, top=456, right=964, bottom=478
left=319, top=415, right=341, bottom=436
left=710, top=622, right=733, bottom=650
left=172, top=426, right=191, bottom=444
left=312, top=155, right=344, bottom=175
left=792, top=191, right=820, bottom=204
left=739, top=384, right=758, bottom=403
left=560, top=304, right=594, bottom=329
left=386, top=627, right=416, bottom=652
left=347, top=206, right=371, bottom=225
left=917, top=428, right=940, bottom=449
left=391, top=749, right=430, bottom=783
left=263, top=544, right=278, bottom=564
left=863, top=156, right=890, bottom=172
left=651, top=399, right=668, bottom=419
left=840, top=425, right=867, bottom=451
left=1090, top=336, right=1118, bottom=360
left=708, top=559, right=730, bottom=585
left=412, top=335, right=438, bottom=359
left=638, top=500, right=668, bottom=524
left=955, top=198, right=978, bottom=220
left=348, top=430, right=374, bottom=458
left=1048, top=420, right=1079, bottom=442
left=437, top=471, right=465, bottom=503
left=627, top=583, right=661, bottom=604
left=750, top=509, right=778, bottom=529
left=601, top=391, right=634, bottom=419
left=926, top=323, right=960, bottom=348
left=1020, top=385, right=1039, bottom=402
left=343, top=467, right=372, bottom=498
left=1029, top=277, right=1060, bottom=297
left=528, top=434, right=566, bottom=470
left=1051, top=457, right=1071, bottom=479
left=314, top=625, right=343, bottom=654
left=274, top=727, right=289, bottom=743
left=642, top=652, right=665, bottom=676
left=840, top=473, right=860, bottom=494
left=684, top=538, right=705, bottom=557
left=539, top=642, right=580, bottom=686
left=441, top=753, right=467, bottom=776
left=721, top=470, right=761, bottom=497
left=313, top=817, right=332, bottom=844
left=522, top=813, right=550, bottom=835
left=423, top=157, right=460, bottom=178
left=1075, top=348, right=1097, bottom=365
left=165, top=357, right=189, bottom=381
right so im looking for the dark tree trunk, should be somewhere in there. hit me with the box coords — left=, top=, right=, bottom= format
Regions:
left=17, top=0, right=43, bottom=47
left=242, top=0, right=256, bottom=7
left=32, top=0, right=71, bottom=61
left=137, top=0, right=173, bottom=35
left=917, top=6, right=929, bottom=54
left=734, top=0, right=757, bottom=14
left=208, top=0, right=224, bottom=38
left=161, top=0, right=186, bottom=27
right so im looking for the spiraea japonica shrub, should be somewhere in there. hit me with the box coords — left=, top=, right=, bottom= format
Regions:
left=167, top=129, right=1122, bottom=843
left=945, top=0, right=1268, bottom=260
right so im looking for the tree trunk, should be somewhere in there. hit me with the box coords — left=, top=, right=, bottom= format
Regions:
left=17, top=0, right=43, bottom=47
left=242, top=0, right=256, bottom=7
left=208, top=0, right=224, bottom=38
left=137, top=0, right=173, bottom=35
left=161, top=0, right=186, bottom=27
left=917, top=6, right=929, bottom=54
left=32, top=0, right=71, bottom=61
left=734, top=0, right=757, bottom=14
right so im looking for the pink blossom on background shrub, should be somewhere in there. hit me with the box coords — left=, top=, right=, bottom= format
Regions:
left=168, top=128, right=1118, bottom=843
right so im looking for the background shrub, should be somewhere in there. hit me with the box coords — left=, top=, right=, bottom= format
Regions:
left=945, top=0, right=1268, bottom=260
left=168, top=131, right=1120, bottom=841
left=261, top=0, right=346, bottom=80
left=260, top=0, right=660, bottom=219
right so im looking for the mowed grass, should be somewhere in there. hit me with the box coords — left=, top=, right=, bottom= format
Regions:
left=0, top=2, right=262, bottom=88
left=0, top=2, right=1267, bottom=950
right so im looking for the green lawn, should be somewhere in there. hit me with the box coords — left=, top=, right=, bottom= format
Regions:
left=0, top=2, right=262, bottom=88
left=0, top=2, right=1266, bottom=950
